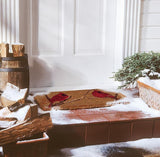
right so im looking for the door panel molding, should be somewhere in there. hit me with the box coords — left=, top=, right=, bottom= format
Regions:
left=29, top=0, right=64, bottom=56
left=74, top=0, right=105, bottom=56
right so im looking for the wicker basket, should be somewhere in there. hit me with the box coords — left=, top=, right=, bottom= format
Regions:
left=137, top=80, right=160, bottom=110
left=3, top=132, right=49, bottom=157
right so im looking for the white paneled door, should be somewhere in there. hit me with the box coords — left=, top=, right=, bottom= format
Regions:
left=26, top=0, right=118, bottom=89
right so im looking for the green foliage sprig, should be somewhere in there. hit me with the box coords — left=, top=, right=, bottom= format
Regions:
left=113, top=52, right=160, bottom=88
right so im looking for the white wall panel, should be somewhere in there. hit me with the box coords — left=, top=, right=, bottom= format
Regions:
left=142, top=0, right=160, bottom=13
left=140, top=39, right=160, bottom=52
left=31, top=0, right=63, bottom=56
left=139, top=0, right=160, bottom=52
left=141, top=14, right=160, bottom=27
left=74, top=0, right=105, bottom=55
left=141, top=27, right=160, bottom=39
left=0, top=0, right=19, bottom=43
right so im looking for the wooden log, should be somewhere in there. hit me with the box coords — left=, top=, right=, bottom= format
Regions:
left=1, top=82, right=28, bottom=107
left=0, top=43, right=9, bottom=57
left=3, top=132, right=49, bottom=157
left=0, top=105, right=35, bottom=123
left=0, top=117, right=17, bottom=129
left=8, top=102, right=26, bottom=112
left=8, top=102, right=37, bottom=118
left=30, top=104, right=38, bottom=119
left=20, top=104, right=38, bottom=121
left=12, top=43, right=25, bottom=57
left=0, top=113, right=53, bottom=146
left=8, top=100, right=32, bottom=112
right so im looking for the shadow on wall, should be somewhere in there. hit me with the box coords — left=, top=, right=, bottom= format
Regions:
left=52, top=65, right=86, bottom=87
left=29, top=58, right=86, bottom=88
left=29, top=58, right=53, bottom=88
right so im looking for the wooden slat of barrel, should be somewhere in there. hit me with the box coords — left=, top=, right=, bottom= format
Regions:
left=0, top=54, right=29, bottom=91
left=8, top=71, right=29, bottom=89
left=0, top=72, right=8, bottom=91
left=0, top=55, right=28, bottom=68
left=1, top=60, right=28, bottom=68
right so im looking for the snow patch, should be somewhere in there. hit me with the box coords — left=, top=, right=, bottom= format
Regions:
left=1, top=83, right=27, bottom=101
left=107, top=97, right=160, bottom=117
left=127, top=138, right=160, bottom=154
left=0, top=105, right=30, bottom=122
left=138, top=77, right=160, bottom=90
left=41, top=108, right=86, bottom=125
left=60, top=138, right=160, bottom=157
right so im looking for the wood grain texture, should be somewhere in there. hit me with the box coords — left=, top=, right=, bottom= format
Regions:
left=0, top=55, right=29, bottom=91
left=12, top=44, right=25, bottom=57
left=3, top=132, right=49, bottom=157
left=0, top=113, right=53, bottom=146
left=0, top=43, right=9, bottom=57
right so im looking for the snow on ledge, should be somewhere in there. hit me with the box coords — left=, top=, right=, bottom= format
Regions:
left=138, top=77, right=160, bottom=91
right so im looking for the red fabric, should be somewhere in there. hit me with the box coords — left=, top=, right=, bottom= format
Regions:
left=92, top=90, right=116, bottom=99
left=48, top=92, right=69, bottom=107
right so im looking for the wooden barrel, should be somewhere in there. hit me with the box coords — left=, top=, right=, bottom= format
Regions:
left=0, top=54, right=29, bottom=91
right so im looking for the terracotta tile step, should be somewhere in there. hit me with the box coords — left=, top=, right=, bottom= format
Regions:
left=48, top=110, right=160, bottom=148
left=66, top=110, right=151, bottom=123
